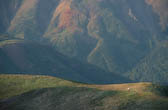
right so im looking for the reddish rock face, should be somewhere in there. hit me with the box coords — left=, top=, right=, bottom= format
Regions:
left=146, top=0, right=168, bottom=30
left=0, top=0, right=22, bottom=33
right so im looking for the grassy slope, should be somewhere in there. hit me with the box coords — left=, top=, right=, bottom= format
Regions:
left=0, top=74, right=81, bottom=99
left=0, top=74, right=147, bottom=99
left=0, top=74, right=168, bottom=110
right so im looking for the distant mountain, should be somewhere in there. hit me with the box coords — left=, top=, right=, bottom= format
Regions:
left=0, top=38, right=130, bottom=84
left=0, top=0, right=167, bottom=83
left=146, top=0, right=168, bottom=30
left=0, top=75, right=168, bottom=110
left=0, top=0, right=22, bottom=33
left=128, top=41, right=168, bottom=84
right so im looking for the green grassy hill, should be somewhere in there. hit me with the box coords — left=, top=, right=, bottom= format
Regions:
left=0, top=74, right=168, bottom=110
left=0, top=74, right=81, bottom=99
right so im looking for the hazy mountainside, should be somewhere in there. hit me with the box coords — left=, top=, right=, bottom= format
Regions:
left=128, top=41, right=168, bottom=84
left=0, top=75, right=168, bottom=110
left=146, top=0, right=168, bottom=30
left=0, top=39, right=130, bottom=84
left=0, top=0, right=168, bottom=83
left=0, top=0, right=22, bottom=33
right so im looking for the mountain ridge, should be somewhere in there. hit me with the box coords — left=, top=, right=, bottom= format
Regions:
left=0, top=0, right=168, bottom=83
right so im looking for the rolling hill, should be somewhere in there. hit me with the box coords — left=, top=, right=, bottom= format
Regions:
left=0, top=74, right=168, bottom=110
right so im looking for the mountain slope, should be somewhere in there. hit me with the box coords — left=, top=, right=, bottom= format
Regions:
left=44, top=0, right=158, bottom=73
left=0, top=0, right=22, bottom=33
left=128, top=41, right=168, bottom=84
left=146, top=0, right=168, bottom=30
left=0, top=74, right=168, bottom=110
left=0, top=0, right=167, bottom=83
left=0, top=39, right=130, bottom=84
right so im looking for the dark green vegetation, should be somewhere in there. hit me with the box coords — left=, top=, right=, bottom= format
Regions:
left=0, top=39, right=130, bottom=84
left=0, top=0, right=168, bottom=83
left=0, top=75, right=168, bottom=110
left=128, top=41, right=168, bottom=84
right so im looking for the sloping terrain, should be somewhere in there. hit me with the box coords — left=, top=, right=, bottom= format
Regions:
left=0, top=0, right=167, bottom=83
left=0, top=39, right=130, bottom=84
left=128, top=41, right=168, bottom=84
left=0, top=0, right=22, bottom=33
left=43, top=0, right=162, bottom=74
left=0, top=74, right=168, bottom=110
left=146, top=0, right=168, bottom=30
